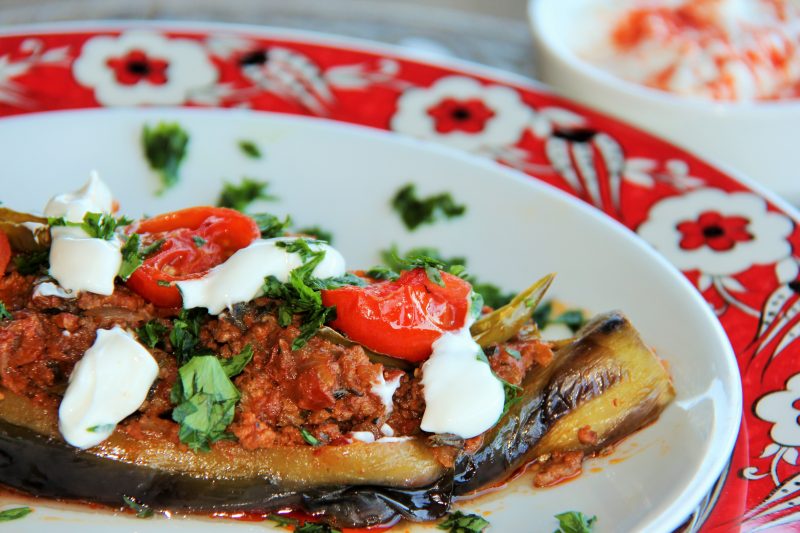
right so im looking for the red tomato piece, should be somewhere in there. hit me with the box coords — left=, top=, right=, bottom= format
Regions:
left=321, top=268, right=472, bottom=362
left=125, top=207, right=260, bottom=307
left=0, top=231, right=9, bottom=274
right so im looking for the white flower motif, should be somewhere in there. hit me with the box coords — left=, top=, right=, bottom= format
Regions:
left=390, top=76, right=533, bottom=152
left=757, top=374, right=800, bottom=447
left=637, top=188, right=793, bottom=276
left=73, top=31, right=217, bottom=106
left=623, top=158, right=704, bottom=190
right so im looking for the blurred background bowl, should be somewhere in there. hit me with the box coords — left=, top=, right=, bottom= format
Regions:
left=528, top=0, right=800, bottom=206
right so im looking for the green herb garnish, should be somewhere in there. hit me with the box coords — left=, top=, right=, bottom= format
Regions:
left=0, top=301, right=11, bottom=320
left=391, top=183, right=466, bottom=230
left=251, top=212, right=292, bottom=238
left=169, top=309, right=207, bottom=365
left=267, top=514, right=299, bottom=529
left=170, top=345, right=253, bottom=452
left=192, top=235, right=206, bottom=248
left=13, top=249, right=49, bottom=275
left=533, top=302, right=587, bottom=334
left=262, top=239, right=338, bottom=350
left=0, top=507, right=32, bottom=522
left=297, top=225, right=333, bottom=243
left=119, top=234, right=165, bottom=281
left=295, top=523, right=342, bottom=533
left=554, top=511, right=597, bottom=533
left=122, top=495, right=153, bottom=518
left=505, top=347, right=522, bottom=360
left=217, top=177, right=275, bottom=212
left=300, top=428, right=320, bottom=446
left=238, top=140, right=262, bottom=159
left=49, top=212, right=132, bottom=241
left=156, top=280, right=171, bottom=287
left=136, top=320, right=168, bottom=349
left=437, top=510, right=490, bottom=533
left=142, top=121, right=190, bottom=194
left=87, top=423, right=115, bottom=433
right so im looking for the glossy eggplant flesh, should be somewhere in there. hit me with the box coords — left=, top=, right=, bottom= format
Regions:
left=453, top=311, right=675, bottom=495
left=0, top=312, right=673, bottom=527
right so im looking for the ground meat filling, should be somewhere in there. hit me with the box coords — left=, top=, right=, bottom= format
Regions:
left=0, top=268, right=553, bottom=452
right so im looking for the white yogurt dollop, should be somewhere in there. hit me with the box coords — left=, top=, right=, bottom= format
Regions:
left=177, top=237, right=346, bottom=314
left=420, top=317, right=505, bottom=439
left=58, top=327, right=159, bottom=449
left=44, top=172, right=122, bottom=296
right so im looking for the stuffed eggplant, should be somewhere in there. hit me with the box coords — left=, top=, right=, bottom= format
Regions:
left=0, top=176, right=675, bottom=528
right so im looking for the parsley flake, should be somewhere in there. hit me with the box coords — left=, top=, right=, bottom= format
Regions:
left=13, top=249, right=49, bottom=275
left=169, top=309, right=207, bottom=365
left=122, top=495, right=153, bottom=518
left=295, top=524, right=342, bottom=533
left=533, top=302, right=587, bottom=334
left=553, top=511, right=597, bottom=533
left=0, top=507, right=32, bottom=522
left=50, top=212, right=131, bottom=241
left=251, top=212, right=292, bottom=238
left=0, top=301, right=11, bottom=321
left=192, top=235, right=206, bottom=248
left=217, top=177, right=275, bottom=212
left=391, top=183, right=466, bottom=230
left=136, top=320, right=168, bottom=349
left=238, top=140, right=262, bottom=159
left=297, top=225, right=333, bottom=243
left=437, top=510, right=490, bottom=533
left=300, top=428, right=321, bottom=446
left=87, top=423, right=115, bottom=433
left=267, top=514, right=299, bottom=528
left=170, top=346, right=253, bottom=452
left=505, top=347, right=522, bottom=360
left=156, top=280, right=171, bottom=287
left=142, top=122, right=190, bottom=195
left=119, top=234, right=165, bottom=281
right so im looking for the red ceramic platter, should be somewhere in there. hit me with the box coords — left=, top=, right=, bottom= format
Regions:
left=0, top=22, right=798, bottom=532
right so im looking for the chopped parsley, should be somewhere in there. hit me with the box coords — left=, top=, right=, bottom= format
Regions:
left=170, top=345, right=253, bottom=452
left=297, top=225, right=333, bottom=243
left=505, top=347, right=522, bottom=360
left=169, top=309, right=207, bottom=365
left=477, top=351, right=522, bottom=418
left=0, top=301, right=11, bottom=320
left=13, top=249, right=49, bottom=275
left=217, top=177, right=275, bottom=212
left=0, top=507, right=32, bottom=522
left=379, top=245, right=514, bottom=308
left=251, top=212, right=292, bottom=238
left=49, top=212, right=132, bottom=241
left=437, top=510, right=490, bottom=533
left=156, top=280, right=171, bottom=287
left=554, top=511, right=597, bottom=533
left=295, top=524, right=342, bottom=533
left=391, top=183, right=466, bottom=230
left=238, top=139, right=262, bottom=159
left=262, top=239, right=342, bottom=350
left=118, top=234, right=165, bottom=281
left=142, top=122, right=190, bottom=194
left=122, top=495, right=153, bottom=518
left=533, top=302, right=587, bottom=334
left=192, top=235, right=206, bottom=248
left=267, top=514, right=300, bottom=529
left=136, top=320, right=169, bottom=349
left=300, top=428, right=320, bottom=446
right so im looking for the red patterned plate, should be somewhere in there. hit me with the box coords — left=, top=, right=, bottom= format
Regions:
left=0, top=21, right=797, bottom=532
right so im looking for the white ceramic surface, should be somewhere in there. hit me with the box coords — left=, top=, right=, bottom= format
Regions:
left=528, top=0, right=800, bottom=206
left=0, top=108, right=740, bottom=533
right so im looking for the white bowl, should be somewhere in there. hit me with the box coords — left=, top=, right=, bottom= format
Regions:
left=0, top=107, right=740, bottom=533
left=528, top=0, right=800, bottom=205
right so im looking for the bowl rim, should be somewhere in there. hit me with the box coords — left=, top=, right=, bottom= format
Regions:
left=527, top=0, right=800, bottom=114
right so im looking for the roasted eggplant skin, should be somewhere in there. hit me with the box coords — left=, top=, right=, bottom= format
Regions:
left=0, top=312, right=673, bottom=527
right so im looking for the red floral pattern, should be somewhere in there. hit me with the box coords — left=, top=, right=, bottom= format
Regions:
left=105, top=49, right=168, bottom=86
left=426, top=97, right=495, bottom=133
left=677, top=211, right=754, bottom=251
left=0, top=25, right=796, bottom=531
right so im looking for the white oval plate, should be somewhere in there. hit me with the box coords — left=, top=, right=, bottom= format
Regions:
left=0, top=108, right=740, bottom=533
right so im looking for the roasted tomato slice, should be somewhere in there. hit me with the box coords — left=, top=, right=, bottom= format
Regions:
left=321, top=268, right=472, bottom=362
left=0, top=231, right=9, bottom=274
left=125, top=207, right=260, bottom=307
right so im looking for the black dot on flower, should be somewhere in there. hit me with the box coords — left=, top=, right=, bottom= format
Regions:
left=239, top=49, right=269, bottom=66
left=702, top=225, right=725, bottom=239
left=127, top=60, right=151, bottom=76
left=552, top=128, right=597, bottom=143
left=451, top=107, right=471, bottom=121
left=789, top=280, right=800, bottom=293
